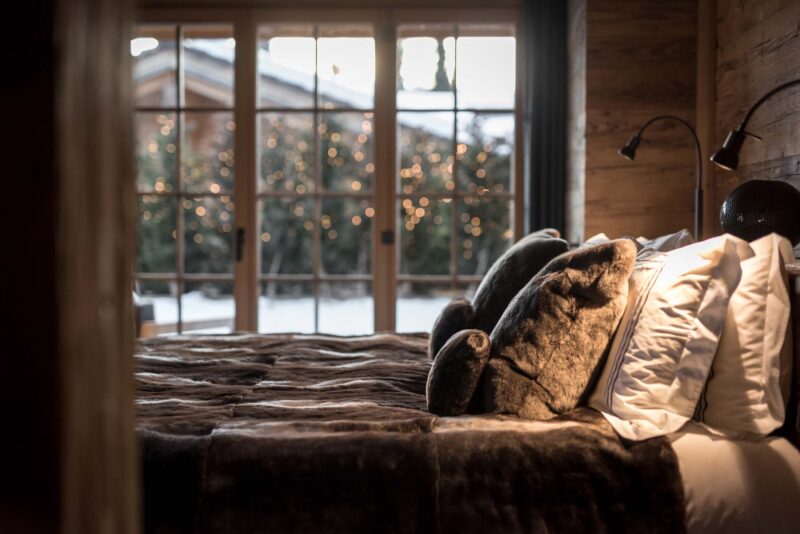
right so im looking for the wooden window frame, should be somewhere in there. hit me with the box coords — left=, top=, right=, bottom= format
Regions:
left=136, top=7, right=524, bottom=334
left=255, top=21, right=377, bottom=333
left=133, top=21, right=238, bottom=335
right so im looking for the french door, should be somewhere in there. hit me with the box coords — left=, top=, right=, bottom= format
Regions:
left=132, top=8, right=522, bottom=336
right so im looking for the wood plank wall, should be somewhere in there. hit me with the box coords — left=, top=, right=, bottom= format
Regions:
left=569, top=0, right=699, bottom=241
left=714, top=0, right=800, bottom=251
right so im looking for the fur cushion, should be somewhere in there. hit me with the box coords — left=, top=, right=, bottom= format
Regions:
left=426, top=330, right=491, bottom=416
left=428, top=299, right=474, bottom=362
left=483, top=239, right=636, bottom=419
left=427, top=229, right=569, bottom=359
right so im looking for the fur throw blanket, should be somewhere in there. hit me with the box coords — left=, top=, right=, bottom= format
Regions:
left=137, top=333, right=685, bottom=533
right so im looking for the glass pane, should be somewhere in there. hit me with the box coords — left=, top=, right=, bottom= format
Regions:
left=457, top=198, right=513, bottom=275
left=259, top=282, right=315, bottom=334
left=257, top=112, right=314, bottom=193
left=398, top=197, right=452, bottom=275
left=396, top=283, right=475, bottom=333
left=258, top=25, right=315, bottom=109
left=319, top=282, right=373, bottom=335
left=137, top=195, right=176, bottom=273
left=182, top=25, right=234, bottom=108
left=182, top=112, right=235, bottom=193
left=321, top=198, right=372, bottom=275
left=260, top=197, right=314, bottom=275
left=135, top=280, right=179, bottom=337
left=397, top=26, right=455, bottom=110
left=317, top=27, right=375, bottom=109
left=457, top=112, right=514, bottom=193
left=319, top=112, right=374, bottom=192
left=181, top=281, right=234, bottom=334
left=397, top=112, right=454, bottom=194
left=456, top=31, right=515, bottom=109
left=135, top=112, right=177, bottom=192
left=132, top=25, right=177, bottom=107
left=183, top=197, right=234, bottom=274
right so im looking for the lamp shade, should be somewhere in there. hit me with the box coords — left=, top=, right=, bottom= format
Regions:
left=720, top=179, right=800, bottom=245
left=710, top=129, right=747, bottom=171
left=618, top=135, right=641, bottom=160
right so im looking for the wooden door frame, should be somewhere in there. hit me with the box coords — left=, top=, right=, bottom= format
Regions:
left=56, top=0, right=140, bottom=532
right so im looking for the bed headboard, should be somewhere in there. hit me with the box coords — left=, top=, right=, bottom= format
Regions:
left=783, top=264, right=800, bottom=447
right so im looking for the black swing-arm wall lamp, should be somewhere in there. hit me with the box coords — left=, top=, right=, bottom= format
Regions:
left=710, top=78, right=800, bottom=171
left=618, top=115, right=703, bottom=240
left=710, top=77, right=800, bottom=246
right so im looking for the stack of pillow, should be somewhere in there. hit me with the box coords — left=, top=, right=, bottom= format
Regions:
left=426, top=227, right=795, bottom=442
left=427, top=231, right=638, bottom=419
left=588, top=231, right=795, bottom=441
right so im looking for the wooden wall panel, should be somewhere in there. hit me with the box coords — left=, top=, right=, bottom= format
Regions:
left=714, top=0, right=800, bottom=248
left=580, top=0, right=698, bottom=240
left=696, top=0, right=716, bottom=239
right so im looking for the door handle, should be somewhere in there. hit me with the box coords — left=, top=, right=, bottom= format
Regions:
left=235, top=228, right=245, bottom=261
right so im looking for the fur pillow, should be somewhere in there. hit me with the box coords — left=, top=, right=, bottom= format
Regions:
left=426, top=330, right=491, bottom=416
left=427, top=229, right=569, bottom=359
left=482, top=239, right=636, bottom=419
left=428, top=299, right=474, bottom=362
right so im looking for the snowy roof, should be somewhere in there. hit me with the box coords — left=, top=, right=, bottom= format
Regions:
left=134, top=41, right=456, bottom=139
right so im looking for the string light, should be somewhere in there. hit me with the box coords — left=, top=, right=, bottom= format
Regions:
left=133, top=40, right=517, bottom=284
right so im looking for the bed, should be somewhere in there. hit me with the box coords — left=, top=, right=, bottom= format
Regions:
left=137, top=268, right=800, bottom=533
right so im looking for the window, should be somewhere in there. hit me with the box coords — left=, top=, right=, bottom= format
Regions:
left=133, top=24, right=237, bottom=336
left=257, top=24, right=376, bottom=334
left=395, top=24, right=517, bottom=331
left=133, top=9, right=520, bottom=337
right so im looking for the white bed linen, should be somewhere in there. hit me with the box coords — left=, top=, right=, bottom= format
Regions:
left=670, top=422, right=800, bottom=533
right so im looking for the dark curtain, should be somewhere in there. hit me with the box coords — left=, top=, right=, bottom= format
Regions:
left=523, top=0, right=567, bottom=234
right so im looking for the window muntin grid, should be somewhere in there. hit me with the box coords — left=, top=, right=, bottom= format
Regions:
left=132, top=15, right=520, bottom=337
left=256, top=24, right=376, bottom=335
left=395, top=24, right=516, bottom=333
left=133, top=24, right=236, bottom=335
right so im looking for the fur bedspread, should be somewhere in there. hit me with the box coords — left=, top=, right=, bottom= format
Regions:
left=137, top=333, right=685, bottom=533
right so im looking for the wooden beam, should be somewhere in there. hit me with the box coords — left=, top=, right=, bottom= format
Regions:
left=696, top=0, right=716, bottom=239
left=372, top=12, right=397, bottom=331
left=234, top=11, right=259, bottom=331
left=56, top=0, right=140, bottom=531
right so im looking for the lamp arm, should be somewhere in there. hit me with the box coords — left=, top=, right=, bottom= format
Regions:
left=738, top=78, right=800, bottom=131
left=636, top=115, right=703, bottom=238
left=636, top=115, right=702, bottom=193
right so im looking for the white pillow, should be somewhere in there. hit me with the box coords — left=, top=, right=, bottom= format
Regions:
left=695, top=233, right=794, bottom=438
left=636, top=228, right=695, bottom=259
left=588, top=235, right=750, bottom=440
left=583, top=232, right=610, bottom=246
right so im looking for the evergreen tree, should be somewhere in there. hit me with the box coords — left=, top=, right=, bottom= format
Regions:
left=137, top=111, right=512, bottom=296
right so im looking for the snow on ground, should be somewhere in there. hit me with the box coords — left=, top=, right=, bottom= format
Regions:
left=146, top=291, right=452, bottom=336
